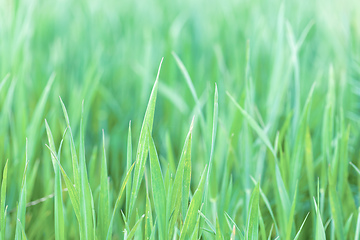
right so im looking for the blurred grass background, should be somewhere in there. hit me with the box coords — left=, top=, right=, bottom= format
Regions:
left=0, top=0, right=360, bottom=238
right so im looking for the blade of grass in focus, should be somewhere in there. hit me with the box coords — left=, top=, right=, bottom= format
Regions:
left=128, top=58, right=163, bottom=222
left=45, top=120, right=65, bottom=240
left=148, top=128, right=167, bottom=239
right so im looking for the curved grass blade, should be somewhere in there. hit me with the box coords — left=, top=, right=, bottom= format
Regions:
left=172, top=52, right=206, bottom=132
left=59, top=97, right=80, bottom=197
left=198, top=211, right=215, bottom=234
left=126, top=214, right=145, bottom=240
left=129, top=58, right=163, bottom=220
left=224, top=211, right=244, bottom=239
left=45, top=145, right=81, bottom=224
left=226, top=92, right=276, bottom=157
left=45, top=120, right=65, bottom=240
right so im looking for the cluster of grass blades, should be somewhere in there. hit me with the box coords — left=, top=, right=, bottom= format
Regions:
left=0, top=58, right=273, bottom=239
left=0, top=50, right=360, bottom=239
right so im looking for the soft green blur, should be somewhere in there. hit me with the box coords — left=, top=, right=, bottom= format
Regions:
left=0, top=0, right=360, bottom=238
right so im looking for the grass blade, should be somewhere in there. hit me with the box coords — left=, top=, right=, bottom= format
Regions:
left=215, top=217, right=223, bottom=240
left=126, top=121, right=132, bottom=216
left=45, top=120, right=65, bottom=240
left=226, top=92, right=276, bottom=157
left=126, top=214, right=145, bottom=240
left=148, top=129, right=167, bottom=240
left=314, top=198, right=326, bottom=240
left=15, top=139, right=29, bottom=240
left=129, top=58, right=162, bottom=220
left=172, top=52, right=206, bottom=132
left=294, top=212, right=310, bottom=240
left=355, top=209, right=360, bottom=240
left=45, top=145, right=81, bottom=224
left=0, top=160, right=8, bottom=240
left=246, top=183, right=260, bottom=240
left=79, top=101, right=95, bottom=239
left=328, top=167, right=344, bottom=239
left=179, top=165, right=208, bottom=240
left=205, top=83, right=218, bottom=201
left=285, top=182, right=298, bottom=240
left=106, top=162, right=136, bottom=240
left=168, top=119, right=194, bottom=238
left=98, top=130, right=110, bottom=240
left=59, top=97, right=81, bottom=198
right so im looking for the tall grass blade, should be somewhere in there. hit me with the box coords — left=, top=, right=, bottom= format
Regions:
left=45, top=120, right=65, bottom=240
left=355, top=209, right=360, bottom=240
left=328, top=168, right=344, bottom=239
left=227, top=92, right=276, bottom=157
left=106, top=162, right=136, bottom=240
left=179, top=165, right=207, bottom=240
left=45, top=145, right=81, bottom=223
left=129, top=58, right=162, bottom=220
left=98, top=130, right=110, bottom=240
left=78, top=101, right=95, bottom=239
left=246, top=183, right=260, bottom=240
left=168, top=119, right=194, bottom=238
left=15, top=139, right=29, bottom=240
left=59, top=97, right=81, bottom=197
left=206, top=83, right=218, bottom=199
left=148, top=129, right=167, bottom=240
left=126, top=121, right=132, bottom=216
left=293, top=212, right=310, bottom=240
left=285, top=183, right=298, bottom=240
left=172, top=52, right=206, bottom=132
left=314, top=198, right=326, bottom=240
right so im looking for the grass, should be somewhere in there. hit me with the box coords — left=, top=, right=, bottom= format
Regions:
left=1, top=0, right=360, bottom=239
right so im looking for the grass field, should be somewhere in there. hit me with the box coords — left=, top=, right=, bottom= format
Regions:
left=1, top=0, right=360, bottom=239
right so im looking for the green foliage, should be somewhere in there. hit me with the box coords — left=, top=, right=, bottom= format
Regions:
left=0, top=0, right=360, bottom=238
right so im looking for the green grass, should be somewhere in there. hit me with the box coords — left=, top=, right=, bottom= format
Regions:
left=1, top=0, right=360, bottom=239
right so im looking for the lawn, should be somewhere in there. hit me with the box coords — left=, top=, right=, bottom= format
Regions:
left=0, top=0, right=360, bottom=239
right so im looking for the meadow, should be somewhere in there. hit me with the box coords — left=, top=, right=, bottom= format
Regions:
left=0, top=0, right=360, bottom=239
